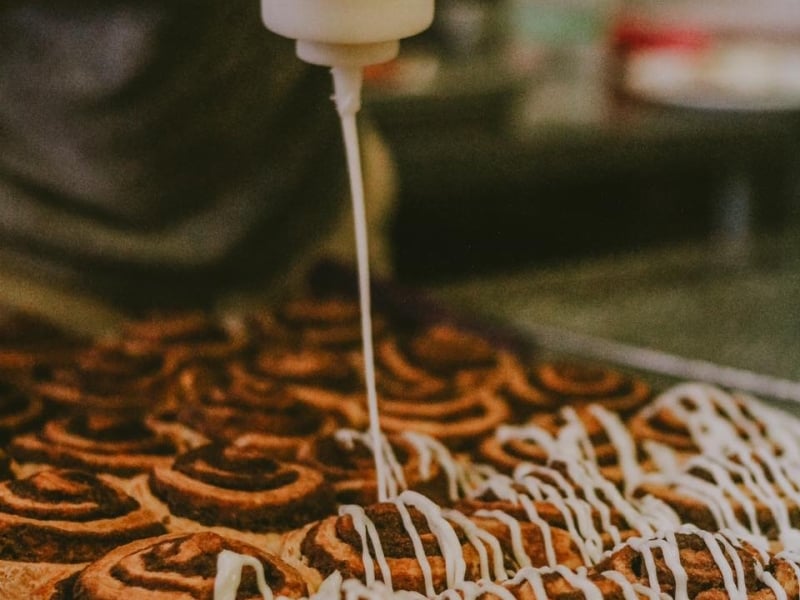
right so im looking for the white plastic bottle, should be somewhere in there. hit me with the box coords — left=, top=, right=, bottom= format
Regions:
left=262, top=0, right=435, bottom=68
left=260, top=0, right=435, bottom=504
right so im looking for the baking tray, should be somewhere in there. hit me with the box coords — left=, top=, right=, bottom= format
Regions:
left=307, top=259, right=800, bottom=416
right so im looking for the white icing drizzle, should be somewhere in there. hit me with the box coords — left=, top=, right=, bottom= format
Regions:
left=587, top=404, right=643, bottom=493
left=394, top=499, right=435, bottom=595
left=756, top=564, right=788, bottom=600
left=211, top=376, right=800, bottom=600
left=442, top=508, right=508, bottom=582
left=495, top=423, right=557, bottom=454
left=335, top=428, right=407, bottom=498
left=509, top=565, right=549, bottom=598
left=515, top=466, right=608, bottom=561
left=398, top=491, right=466, bottom=591
left=402, top=431, right=465, bottom=501
left=339, top=504, right=393, bottom=588
left=516, top=495, right=559, bottom=566
left=560, top=407, right=599, bottom=466
left=214, top=550, right=272, bottom=600
left=643, top=440, right=682, bottom=477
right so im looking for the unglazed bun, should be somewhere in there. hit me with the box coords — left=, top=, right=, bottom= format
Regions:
left=374, top=324, right=518, bottom=399
left=132, top=441, right=335, bottom=554
left=501, top=360, right=651, bottom=418
left=170, top=363, right=347, bottom=445
left=9, top=413, right=185, bottom=478
left=35, top=341, right=173, bottom=415
left=119, top=310, right=249, bottom=371
left=0, top=469, right=164, bottom=598
left=247, top=296, right=388, bottom=350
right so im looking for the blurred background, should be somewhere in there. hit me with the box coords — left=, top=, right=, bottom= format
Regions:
left=361, top=0, right=800, bottom=389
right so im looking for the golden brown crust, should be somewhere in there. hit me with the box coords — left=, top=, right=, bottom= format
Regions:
left=60, top=531, right=309, bottom=600
left=172, top=364, right=343, bottom=444
left=35, top=341, right=172, bottom=415
left=119, top=310, right=248, bottom=371
left=0, top=469, right=165, bottom=564
left=9, top=413, right=184, bottom=477
left=149, top=442, right=335, bottom=533
left=502, top=360, right=651, bottom=418
left=379, top=388, right=510, bottom=451
left=374, top=325, right=517, bottom=400
left=247, top=296, right=388, bottom=350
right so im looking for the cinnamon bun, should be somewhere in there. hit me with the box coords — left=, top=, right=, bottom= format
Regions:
left=478, top=404, right=650, bottom=488
left=8, top=412, right=185, bottom=478
left=120, top=310, right=248, bottom=371
left=227, top=345, right=367, bottom=425
left=141, top=442, right=335, bottom=551
left=49, top=531, right=309, bottom=600
left=248, top=296, right=388, bottom=350
left=635, top=447, right=800, bottom=545
left=629, top=383, right=793, bottom=457
left=501, top=360, right=651, bottom=418
left=378, top=387, right=510, bottom=451
left=35, top=340, right=172, bottom=415
left=0, top=469, right=164, bottom=598
left=172, top=363, right=342, bottom=445
left=595, top=526, right=790, bottom=599
left=374, top=324, right=518, bottom=400
left=294, top=429, right=453, bottom=506
left=281, top=491, right=583, bottom=595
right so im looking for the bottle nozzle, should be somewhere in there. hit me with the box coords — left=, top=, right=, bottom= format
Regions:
left=297, top=40, right=400, bottom=69
left=330, top=66, right=364, bottom=118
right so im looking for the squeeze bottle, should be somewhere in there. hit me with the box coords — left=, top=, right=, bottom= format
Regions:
left=260, top=0, right=435, bottom=502
left=262, top=0, right=434, bottom=116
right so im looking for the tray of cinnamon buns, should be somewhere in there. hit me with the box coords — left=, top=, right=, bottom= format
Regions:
left=0, top=271, right=799, bottom=599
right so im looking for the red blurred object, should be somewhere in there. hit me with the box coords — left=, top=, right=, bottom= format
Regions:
left=612, top=17, right=712, bottom=55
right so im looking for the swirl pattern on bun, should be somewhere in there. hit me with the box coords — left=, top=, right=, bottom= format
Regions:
left=147, top=442, right=335, bottom=536
left=52, top=531, right=308, bottom=600
left=120, top=310, right=248, bottom=370
left=378, top=387, right=510, bottom=451
left=502, top=360, right=651, bottom=418
left=9, top=413, right=183, bottom=477
left=375, top=324, right=517, bottom=400
left=248, top=296, right=388, bottom=350
left=0, top=469, right=164, bottom=564
left=35, top=341, right=172, bottom=415
left=171, top=364, right=342, bottom=446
